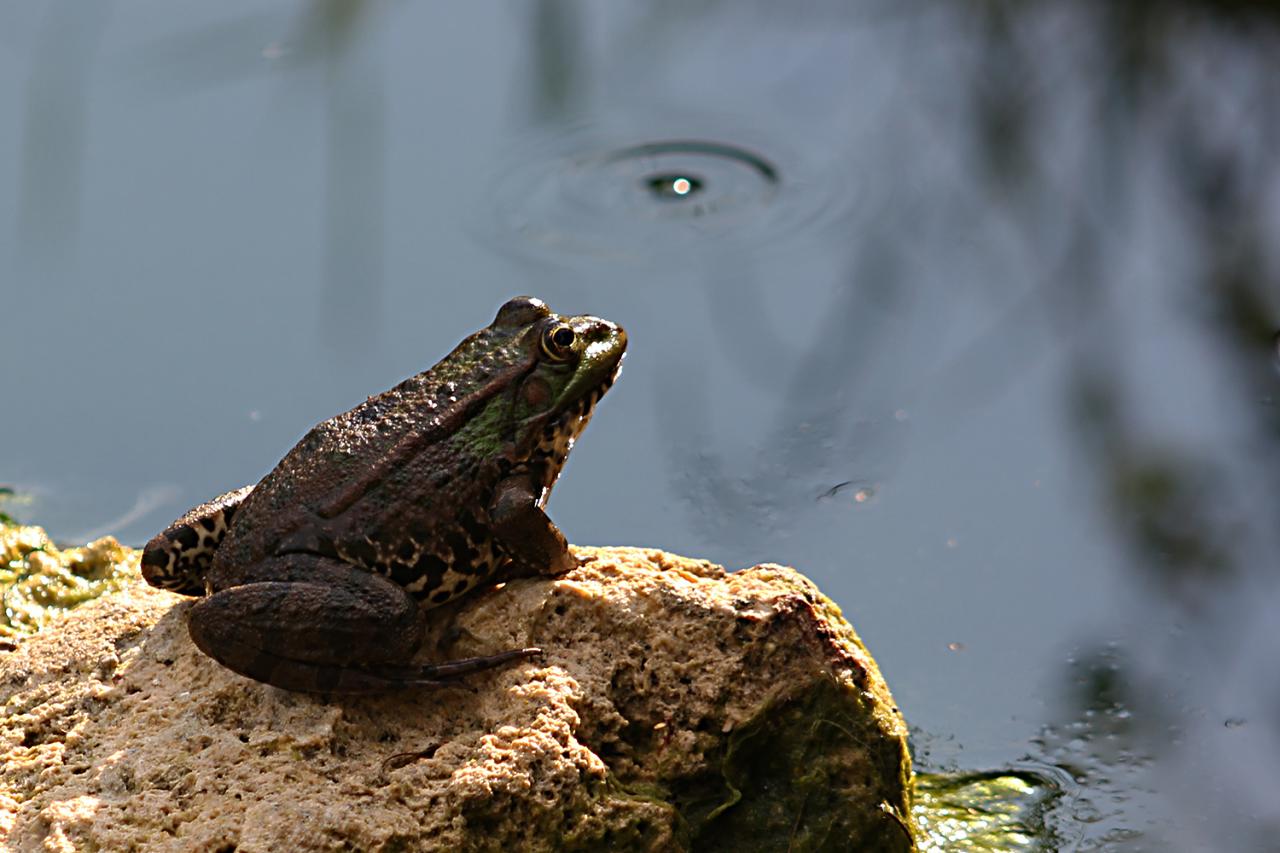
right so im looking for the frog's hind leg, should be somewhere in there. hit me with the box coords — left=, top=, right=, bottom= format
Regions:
left=187, top=554, right=540, bottom=693
left=141, top=485, right=254, bottom=596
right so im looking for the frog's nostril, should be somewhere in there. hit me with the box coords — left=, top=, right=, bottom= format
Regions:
left=594, top=321, right=625, bottom=346
left=583, top=319, right=624, bottom=345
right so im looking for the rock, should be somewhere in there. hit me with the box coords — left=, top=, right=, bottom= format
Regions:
left=0, top=542, right=916, bottom=852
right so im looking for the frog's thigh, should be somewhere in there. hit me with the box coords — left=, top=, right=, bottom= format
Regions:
left=187, top=554, right=425, bottom=692
left=141, top=485, right=255, bottom=596
left=489, top=474, right=575, bottom=577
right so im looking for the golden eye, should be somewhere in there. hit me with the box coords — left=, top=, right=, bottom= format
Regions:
left=541, top=324, right=576, bottom=361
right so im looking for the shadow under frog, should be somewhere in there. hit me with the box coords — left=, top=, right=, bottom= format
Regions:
left=140, top=297, right=625, bottom=694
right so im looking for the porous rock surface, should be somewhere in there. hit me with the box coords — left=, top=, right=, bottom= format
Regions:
left=0, top=545, right=915, bottom=852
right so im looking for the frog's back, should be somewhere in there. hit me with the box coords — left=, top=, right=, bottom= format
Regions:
left=212, top=325, right=534, bottom=600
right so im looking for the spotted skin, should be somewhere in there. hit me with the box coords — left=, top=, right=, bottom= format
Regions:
left=139, top=297, right=625, bottom=694
left=141, top=485, right=254, bottom=596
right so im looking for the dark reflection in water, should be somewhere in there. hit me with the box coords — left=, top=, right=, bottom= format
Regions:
left=667, top=241, right=912, bottom=553
left=313, top=0, right=386, bottom=356
left=527, top=0, right=584, bottom=122
left=610, top=140, right=778, bottom=182
left=1032, top=647, right=1161, bottom=849
left=996, top=2, right=1280, bottom=847
left=17, top=0, right=112, bottom=280
left=114, top=1, right=387, bottom=355
left=2, top=1, right=1279, bottom=849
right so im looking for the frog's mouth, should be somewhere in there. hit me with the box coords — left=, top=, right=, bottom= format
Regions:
left=557, top=323, right=626, bottom=407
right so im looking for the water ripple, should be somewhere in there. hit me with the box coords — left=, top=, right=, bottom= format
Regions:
left=479, top=117, right=861, bottom=264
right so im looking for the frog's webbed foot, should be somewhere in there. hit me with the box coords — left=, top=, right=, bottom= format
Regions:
left=488, top=474, right=577, bottom=579
left=187, top=554, right=539, bottom=694
left=353, top=647, right=544, bottom=690
left=141, top=485, right=255, bottom=596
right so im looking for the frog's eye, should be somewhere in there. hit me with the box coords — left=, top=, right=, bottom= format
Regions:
left=541, top=324, right=576, bottom=362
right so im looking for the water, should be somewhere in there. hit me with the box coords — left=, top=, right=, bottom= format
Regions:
left=3, top=2, right=1280, bottom=848
left=483, top=122, right=843, bottom=262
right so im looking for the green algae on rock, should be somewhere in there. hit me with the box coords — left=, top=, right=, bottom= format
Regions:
left=914, top=771, right=1056, bottom=852
left=0, top=534, right=917, bottom=852
left=0, top=524, right=138, bottom=642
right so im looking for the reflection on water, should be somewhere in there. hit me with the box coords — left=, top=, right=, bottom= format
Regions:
left=646, top=173, right=702, bottom=200
left=913, top=649, right=1162, bottom=849
left=612, top=140, right=777, bottom=215
left=17, top=0, right=111, bottom=279
left=3, top=1, right=1279, bottom=849
left=1030, top=648, right=1163, bottom=849
left=313, top=0, right=386, bottom=355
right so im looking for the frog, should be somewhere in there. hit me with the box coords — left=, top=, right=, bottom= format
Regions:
left=140, top=296, right=626, bottom=694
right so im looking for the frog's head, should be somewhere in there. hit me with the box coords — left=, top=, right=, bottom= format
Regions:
left=490, top=296, right=626, bottom=480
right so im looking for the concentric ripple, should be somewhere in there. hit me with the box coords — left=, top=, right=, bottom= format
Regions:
left=609, top=139, right=777, bottom=209
left=481, top=121, right=858, bottom=263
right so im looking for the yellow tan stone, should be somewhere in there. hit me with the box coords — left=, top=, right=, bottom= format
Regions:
left=0, top=540, right=915, bottom=851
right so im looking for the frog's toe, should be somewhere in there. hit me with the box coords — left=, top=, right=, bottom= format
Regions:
left=359, top=648, right=544, bottom=690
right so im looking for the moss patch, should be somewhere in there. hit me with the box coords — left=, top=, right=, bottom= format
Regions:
left=914, top=771, right=1053, bottom=852
left=683, top=678, right=914, bottom=852
left=0, top=524, right=137, bottom=642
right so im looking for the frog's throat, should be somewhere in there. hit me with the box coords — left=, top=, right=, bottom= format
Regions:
left=518, top=354, right=620, bottom=455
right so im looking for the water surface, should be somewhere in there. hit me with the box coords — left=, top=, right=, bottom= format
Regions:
left=2, top=3, right=1278, bottom=849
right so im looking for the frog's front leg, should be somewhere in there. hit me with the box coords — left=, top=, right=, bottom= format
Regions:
left=489, top=473, right=578, bottom=579
left=141, top=485, right=255, bottom=596
left=188, top=553, right=539, bottom=693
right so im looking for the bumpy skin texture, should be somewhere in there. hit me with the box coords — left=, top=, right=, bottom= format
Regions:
left=140, top=297, right=625, bottom=693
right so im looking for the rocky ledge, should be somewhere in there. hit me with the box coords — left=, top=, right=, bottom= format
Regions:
left=0, top=537, right=916, bottom=852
